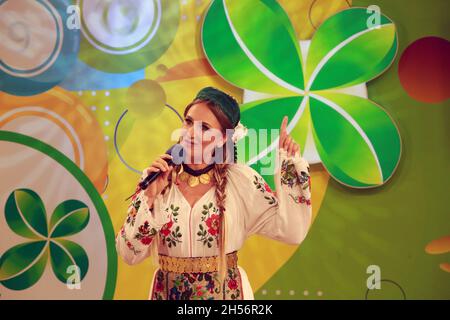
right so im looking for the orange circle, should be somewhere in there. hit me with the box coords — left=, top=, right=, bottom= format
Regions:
left=0, top=87, right=108, bottom=193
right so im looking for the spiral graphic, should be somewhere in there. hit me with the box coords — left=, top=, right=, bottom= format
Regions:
left=0, top=0, right=79, bottom=96
left=78, top=0, right=180, bottom=73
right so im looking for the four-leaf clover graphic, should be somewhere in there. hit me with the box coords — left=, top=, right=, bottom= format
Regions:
left=202, top=1, right=401, bottom=188
left=0, top=189, right=89, bottom=290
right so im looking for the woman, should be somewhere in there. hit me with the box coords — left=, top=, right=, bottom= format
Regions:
left=115, top=86, right=312, bottom=300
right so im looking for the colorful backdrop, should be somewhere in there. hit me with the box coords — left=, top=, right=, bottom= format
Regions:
left=0, top=0, right=448, bottom=299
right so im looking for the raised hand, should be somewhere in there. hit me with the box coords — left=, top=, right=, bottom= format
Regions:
left=279, top=116, right=301, bottom=157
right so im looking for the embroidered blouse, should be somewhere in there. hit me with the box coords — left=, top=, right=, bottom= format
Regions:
left=115, top=148, right=312, bottom=299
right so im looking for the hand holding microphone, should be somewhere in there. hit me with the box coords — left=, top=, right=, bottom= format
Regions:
left=124, top=144, right=185, bottom=203
left=140, top=154, right=174, bottom=205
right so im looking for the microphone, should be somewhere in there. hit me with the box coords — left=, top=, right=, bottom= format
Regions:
left=139, top=143, right=186, bottom=190
left=124, top=143, right=186, bottom=201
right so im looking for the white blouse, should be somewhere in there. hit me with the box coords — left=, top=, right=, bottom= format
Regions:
left=116, top=148, right=312, bottom=299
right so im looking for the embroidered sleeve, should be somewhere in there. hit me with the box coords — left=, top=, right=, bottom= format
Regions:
left=115, top=182, right=167, bottom=265
left=243, top=148, right=312, bottom=245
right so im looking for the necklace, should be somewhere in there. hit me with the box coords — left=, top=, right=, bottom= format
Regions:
left=179, top=163, right=214, bottom=187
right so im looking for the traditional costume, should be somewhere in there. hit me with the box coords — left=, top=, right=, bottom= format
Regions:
left=116, top=87, right=312, bottom=300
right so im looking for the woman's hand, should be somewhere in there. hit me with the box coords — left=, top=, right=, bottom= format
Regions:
left=141, top=154, right=174, bottom=205
left=279, top=116, right=301, bottom=157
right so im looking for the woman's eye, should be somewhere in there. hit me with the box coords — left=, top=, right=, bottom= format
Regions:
left=202, top=125, right=209, bottom=131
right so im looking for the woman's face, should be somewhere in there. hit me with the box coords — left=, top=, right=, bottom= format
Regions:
left=180, top=102, right=226, bottom=164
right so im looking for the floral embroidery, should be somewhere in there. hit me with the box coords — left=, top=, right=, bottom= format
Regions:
left=134, top=221, right=157, bottom=245
left=132, top=195, right=141, bottom=211
left=126, top=210, right=136, bottom=226
left=299, top=171, right=310, bottom=190
left=224, top=267, right=241, bottom=300
left=153, top=270, right=165, bottom=300
left=161, top=223, right=182, bottom=248
left=152, top=267, right=242, bottom=300
left=280, top=159, right=300, bottom=188
left=120, top=227, right=142, bottom=255
left=126, top=194, right=142, bottom=226
left=305, top=174, right=311, bottom=192
left=165, top=203, right=180, bottom=222
left=281, top=159, right=311, bottom=190
left=289, top=194, right=312, bottom=206
left=197, top=202, right=220, bottom=248
left=161, top=204, right=182, bottom=247
left=160, top=219, right=173, bottom=237
left=253, top=175, right=277, bottom=205
left=172, top=272, right=220, bottom=300
left=206, top=214, right=220, bottom=236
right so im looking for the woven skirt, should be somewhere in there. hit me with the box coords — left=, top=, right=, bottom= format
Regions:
left=150, top=251, right=244, bottom=300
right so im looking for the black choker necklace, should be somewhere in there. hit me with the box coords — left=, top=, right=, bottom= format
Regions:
left=181, top=163, right=215, bottom=176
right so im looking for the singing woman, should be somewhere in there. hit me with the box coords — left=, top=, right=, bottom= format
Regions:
left=115, top=86, right=312, bottom=300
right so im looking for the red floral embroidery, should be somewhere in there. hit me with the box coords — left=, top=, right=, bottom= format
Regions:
left=253, top=175, right=277, bottom=205
left=205, top=214, right=220, bottom=236
left=228, top=279, right=238, bottom=290
left=289, top=194, right=311, bottom=206
left=196, top=285, right=204, bottom=297
left=141, top=236, right=152, bottom=245
left=303, top=196, right=311, bottom=206
left=155, top=281, right=164, bottom=292
left=224, top=267, right=242, bottom=299
left=152, top=267, right=242, bottom=300
left=161, top=205, right=183, bottom=248
left=134, top=221, right=157, bottom=245
left=120, top=227, right=142, bottom=255
left=160, top=219, right=174, bottom=237
left=198, top=202, right=220, bottom=248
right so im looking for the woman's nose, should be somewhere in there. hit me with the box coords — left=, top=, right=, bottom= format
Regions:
left=186, top=125, right=196, bottom=137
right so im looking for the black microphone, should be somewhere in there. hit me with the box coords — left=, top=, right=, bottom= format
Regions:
left=124, top=143, right=186, bottom=201
left=138, top=143, right=186, bottom=190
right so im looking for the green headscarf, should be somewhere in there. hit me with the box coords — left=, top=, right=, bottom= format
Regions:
left=194, top=86, right=240, bottom=127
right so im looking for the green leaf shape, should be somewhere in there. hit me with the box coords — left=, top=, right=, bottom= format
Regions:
left=226, top=0, right=304, bottom=89
left=238, top=96, right=306, bottom=163
left=306, top=8, right=397, bottom=90
left=199, top=4, right=401, bottom=189
left=0, top=131, right=116, bottom=299
left=309, top=93, right=401, bottom=187
left=202, top=0, right=302, bottom=95
left=5, top=189, right=48, bottom=239
left=49, top=239, right=89, bottom=284
left=49, top=200, right=90, bottom=238
left=0, top=241, right=48, bottom=290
